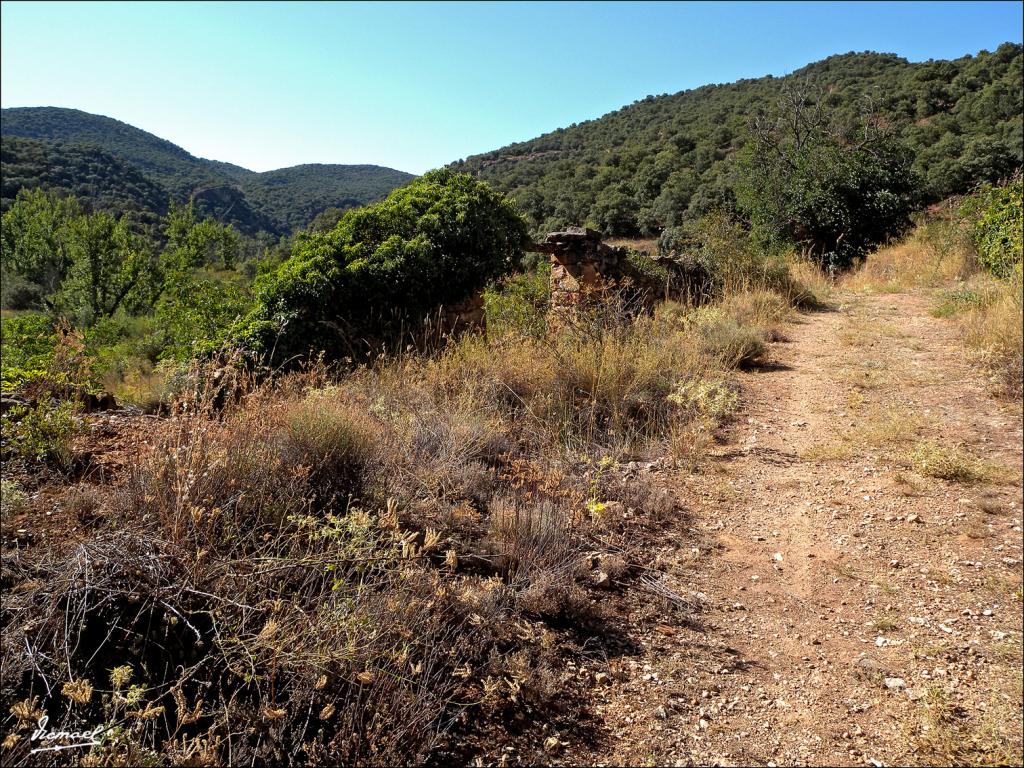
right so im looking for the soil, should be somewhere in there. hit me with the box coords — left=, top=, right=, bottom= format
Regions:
left=560, top=290, right=1024, bottom=767
left=3, top=290, right=1021, bottom=766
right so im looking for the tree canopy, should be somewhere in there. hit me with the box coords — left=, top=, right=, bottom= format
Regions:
left=737, top=82, right=917, bottom=268
left=451, top=44, right=1022, bottom=236
left=240, top=169, right=531, bottom=362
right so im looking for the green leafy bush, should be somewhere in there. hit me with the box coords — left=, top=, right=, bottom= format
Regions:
left=1, top=399, right=77, bottom=469
left=483, top=262, right=551, bottom=339
left=963, top=177, right=1023, bottom=278
left=0, top=312, right=55, bottom=389
left=738, top=89, right=917, bottom=270
left=242, top=170, right=530, bottom=362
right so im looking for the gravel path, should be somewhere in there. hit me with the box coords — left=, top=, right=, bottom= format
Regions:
left=573, top=291, right=1023, bottom=767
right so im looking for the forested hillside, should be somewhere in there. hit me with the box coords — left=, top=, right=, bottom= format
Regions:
left=238, top=164, right=417, bottom=234
left=0, top=136, right=168, bottom=224
left=0, top=107, right=414, bottom=235
left=451, top=44, right=1023, bottom=235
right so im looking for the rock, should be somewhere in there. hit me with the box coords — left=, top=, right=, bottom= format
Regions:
left=856, top=656, right=884, bottom=673
left=773, top=552, right=784, bottom=562
left=884, top=677, right=906, bottom=690
left=906, top=514, right=921, bottom=524
left=655, top=705, right=668, bottom=719
left=906, top=688, right=924, bottom=701
left=594, top=672, right=611, bottom=687
left=543, top=737, right=561, bottom=755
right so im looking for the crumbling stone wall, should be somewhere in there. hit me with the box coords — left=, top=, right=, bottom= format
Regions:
left=530, top=227, right=629, bottom=312
left=528, top=227, right=710, bottom=319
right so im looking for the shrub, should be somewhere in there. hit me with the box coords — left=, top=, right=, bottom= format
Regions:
left=277, top=389, right=383, bottom=502
left=906, top=441, right=1003, bottom=483
left=241, top=170, right=531, bottom=363
left=656, top=213, right=816, bottom=306
left=932, top=285, right=988, bottom=318
left=483, top=262, right=551, bottom=340
left=0, top=478, right=26, bottom=516
left=738, top=85, right=917, bottom=270
left=0, top=312, right=54, bottom=389
left=0, top=399, right=78, bottom=469
left=690, top=308, right=767, bottom=368
left=962, top=176, right=1023, bottom=278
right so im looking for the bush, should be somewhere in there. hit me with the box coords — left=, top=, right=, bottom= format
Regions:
left=0, top=399, right=78, bottom=469
left=0, top=312, right=55, bottom=389
left=693, top=311, right=767, bottom=368
left=962, top=176, right=1023, bottom=278
left=0, top=272, right=44, bottom=310
left=738, top=87, right=917, bottom=270
left=483, top=262, right=551, bottom=340
left=655, top=213, right=816, bottom=305
left=242, top=170, right=531, bottom=363
left=278, top=389, right=383, bottom=502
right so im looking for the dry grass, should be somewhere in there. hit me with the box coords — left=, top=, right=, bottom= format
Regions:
left=0, top=264, right=816, bottom=764
left=786, top=257, right=833, bottom=306
left=802, top=406, right=925, bottom=463
left=843, top=216, right=975, bottom=294
left=904, top=441, right=1010, bottom=484
left=959, top=273, right=1023, bottom=397
left=842, top=212, right=1021, bottom=399
left=908, top=683, right=1023, bottom=767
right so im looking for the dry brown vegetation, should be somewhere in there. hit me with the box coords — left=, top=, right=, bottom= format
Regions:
left=0, top=259, right=823, bottom=765
left=843, top=209, right=1023, bottom=399
left=3, top=209, right=1019, bottom=765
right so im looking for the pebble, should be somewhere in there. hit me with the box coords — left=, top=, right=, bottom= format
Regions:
left=884, top=677, right=906, bottom=690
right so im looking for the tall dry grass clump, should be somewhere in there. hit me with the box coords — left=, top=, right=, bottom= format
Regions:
left=843, top=211, right=976, bottom=294
left=1, top=237, right=824, bottom=764
left=959, top=269, right=1023, bottom=396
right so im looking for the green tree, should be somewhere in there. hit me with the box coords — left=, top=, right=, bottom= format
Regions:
left=241, top=169, right=530, bottom=362
left=0, top=189, right=82, bottom=309
left=153, top=201, right=251, bottom=358
left=162, top=200, right=240, bottom=272
left=56, top=211, right=156, bottom=324
left=738, top=82, right=917, bottom=268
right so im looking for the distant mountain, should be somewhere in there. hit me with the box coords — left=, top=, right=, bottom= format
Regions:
left=238, top=164, right=417, bottom=235
left=1, top=136, right=168, bottom=224
left=0, top=107, right=415, bottom=235
left=450, top=43, right=1023, bottom=235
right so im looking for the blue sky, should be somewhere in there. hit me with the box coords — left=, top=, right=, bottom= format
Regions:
left=1, top=1, right=1020, bottom=174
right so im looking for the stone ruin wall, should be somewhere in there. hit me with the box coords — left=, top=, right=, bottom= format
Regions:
left=440, top=226, right=681, bottom=335
left=529, top=227, right=630, bottom=313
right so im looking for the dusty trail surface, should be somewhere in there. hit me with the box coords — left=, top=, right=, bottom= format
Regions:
left=570, top=291, right=1023, bottom=767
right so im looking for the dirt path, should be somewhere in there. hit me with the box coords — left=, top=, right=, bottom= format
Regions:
left=572, top=291, right=1023, bottom=767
